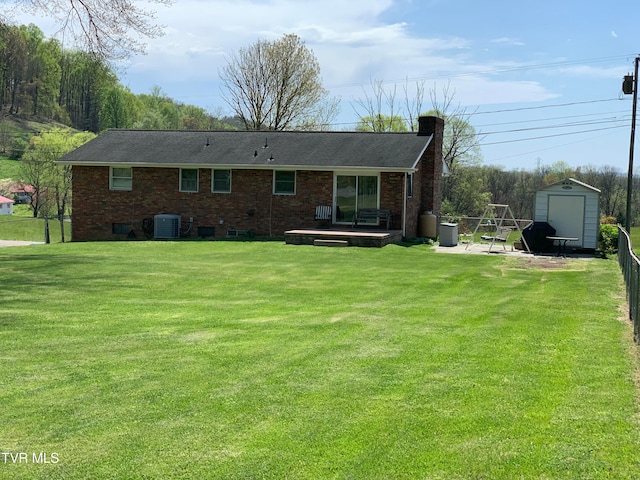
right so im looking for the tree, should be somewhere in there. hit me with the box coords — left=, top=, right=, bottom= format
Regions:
left=441, top=165, right=491, bottom=217
left=59, top=50, right=117, bottom=131
left=20, top=129, right=95, bottom=240
left=352, top=78, right=488, bottom=216
left=31, top=38, right=64, bottom=118
left=99, top=85, right=139, bottom=129
left=180, top=105, right=211, bottom=130
left=426, top=83, right=482, bottom=172
left=355, top=114, right=408, bottom=132
left=220, top=34, right=339, bottom=131
left=594, top=165, right=624, bottom=219
left=541, top=160, right=576, bottom=185
left=0, top=120, right=13, bottom=154
left=352, top=78, right=425, bottom=132
left=0, top=23, right=30, bottom=114
left=424, top=84, right=486, bottom=216
left=352, top=79, right=482, bottom=167
left=1, top=0, right=172, bottom=60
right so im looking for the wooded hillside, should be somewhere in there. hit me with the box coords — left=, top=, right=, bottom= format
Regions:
left=0, top=23, right=237, bottom=136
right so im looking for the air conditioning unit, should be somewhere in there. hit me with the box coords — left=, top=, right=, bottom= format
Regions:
left=154, top=214, right=181, bottom=239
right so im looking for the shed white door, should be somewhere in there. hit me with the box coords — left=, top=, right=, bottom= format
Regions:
left=547, top=195, right=584, bottom=246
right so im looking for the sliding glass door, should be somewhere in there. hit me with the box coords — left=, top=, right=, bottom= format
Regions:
left=335, top=174, right=379, bottom=224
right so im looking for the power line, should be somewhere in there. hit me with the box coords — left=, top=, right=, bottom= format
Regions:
left=473, top=98, right=626, bottom=116
left=480, top=117, right=629, bottom=137
left=331, top=98, right=632, bottom=129
left=485, top=129, right=623, bottom=164
left=327, top=54, right=638, bottom=90
left=475, top=109, right=629, bottom=128
left=479, top=125, right=626, bottom=146
left=446, top=114, right=629, bottom=142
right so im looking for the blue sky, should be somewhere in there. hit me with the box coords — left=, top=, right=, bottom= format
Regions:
left=11, top=0, right=640, bottom=172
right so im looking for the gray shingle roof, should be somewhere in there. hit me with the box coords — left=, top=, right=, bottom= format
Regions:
left=58, top=129, right=432, bottom=172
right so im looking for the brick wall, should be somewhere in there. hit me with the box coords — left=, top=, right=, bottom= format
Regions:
left=71, top=118, right=444, bottom=241
left=72, top=167, right=347, bottom=241
left=417, top=116, right=444, bottom=224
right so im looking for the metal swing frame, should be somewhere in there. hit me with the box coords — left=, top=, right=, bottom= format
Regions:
left=466, top=204, right=531, bottom=253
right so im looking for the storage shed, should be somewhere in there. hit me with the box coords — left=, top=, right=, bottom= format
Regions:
left=534, top=178, right=600, bottom=250
left=0, top=195, right=14, bottom=215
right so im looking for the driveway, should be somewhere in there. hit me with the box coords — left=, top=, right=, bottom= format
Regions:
left=0, top=240, right=44, bottom=248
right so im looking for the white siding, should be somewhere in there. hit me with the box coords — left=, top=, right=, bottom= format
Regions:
left=534, top=179, right=600, bottom=249
left=0, top=202, right=13, bottom=215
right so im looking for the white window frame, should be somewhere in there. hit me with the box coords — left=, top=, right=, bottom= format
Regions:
left=212, top=169, right=231, bottom=193
left=180, top=168, right=199, bottom=193
left=273, top=170, right=296, bottom=195
left=110, top=167, right=132, bottom=191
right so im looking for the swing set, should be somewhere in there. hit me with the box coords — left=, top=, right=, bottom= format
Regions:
left=465, top=204, right=530, bottom=253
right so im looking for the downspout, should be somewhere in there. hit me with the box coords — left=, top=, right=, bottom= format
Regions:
left=402, top=172, right=408, bottom=238
left=269, top=194, right=273, bottom=237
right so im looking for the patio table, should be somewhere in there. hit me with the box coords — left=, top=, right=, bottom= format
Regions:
left=546, top=236, right=579, bottom=257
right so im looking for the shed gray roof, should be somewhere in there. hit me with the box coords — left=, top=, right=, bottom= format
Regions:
left=58, top=129, right=432, bottom=172
left=541, top=177, right=601, bottom=193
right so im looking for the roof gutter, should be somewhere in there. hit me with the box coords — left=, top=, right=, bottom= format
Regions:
left=58, top=161, right=417, bottom=173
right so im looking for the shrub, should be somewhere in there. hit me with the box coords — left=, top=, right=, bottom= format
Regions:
left=599, top=224, right=619, bottom=255
left=600, top=216, right=617, bottom=225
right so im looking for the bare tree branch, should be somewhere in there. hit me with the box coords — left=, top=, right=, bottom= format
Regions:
left=428, top=82, right=484, bottom=170
left=403, top=77, right=425, bottom=132
left=220, top=34, right=339, bottom=131
left=2, top=0, right=172, bottom=61
left=351, top=79, right=407, bottom=132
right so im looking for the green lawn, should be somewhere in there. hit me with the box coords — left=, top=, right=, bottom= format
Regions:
left=629, top=226, right=640, bottom=251
left=0, top=156, right=21, bottom=180
left=0, top=204, right=70, bottom=243
left=1, top=241, right=639, bottom=479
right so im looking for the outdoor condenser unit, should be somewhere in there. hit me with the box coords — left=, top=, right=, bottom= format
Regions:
left=154, top=214, right=181, bottom=239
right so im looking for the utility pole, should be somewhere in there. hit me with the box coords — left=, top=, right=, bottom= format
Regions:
left=623, top=56, right=639, bottom=232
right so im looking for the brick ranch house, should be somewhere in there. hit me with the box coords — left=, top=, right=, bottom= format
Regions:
left=58, top=116, right=444, bottom=242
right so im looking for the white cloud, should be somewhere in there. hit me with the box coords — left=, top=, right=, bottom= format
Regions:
left=6, top=0, right=560, bottom=119
left=557, top=64, right=624, bottom=79
left=491, top=37, right=525, bottom=46
left=452, top=77, right=559, bottom=106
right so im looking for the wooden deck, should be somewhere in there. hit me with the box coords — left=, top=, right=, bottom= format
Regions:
left=284, top=228, right=403, bottom=248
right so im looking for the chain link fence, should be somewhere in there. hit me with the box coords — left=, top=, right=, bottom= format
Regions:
left=618, top=226, right=640, bottom=342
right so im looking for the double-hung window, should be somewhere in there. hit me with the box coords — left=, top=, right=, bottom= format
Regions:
left=110, top=167, right=132, bottom=191
left=273, top=171, right=295, bottom=195
left=212, top=169, right=231, bottom=193
left=180, top=168, right=198, bottom=192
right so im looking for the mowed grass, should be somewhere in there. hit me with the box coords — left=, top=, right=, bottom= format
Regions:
left=1, top=241, right=639, bottom=479
left=0, top=204, right=70, bottom=243
left=0, top=156, right=22, bottom=180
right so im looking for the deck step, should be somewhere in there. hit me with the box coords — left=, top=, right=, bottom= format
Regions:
left=313, top=239, right=349, bottom=247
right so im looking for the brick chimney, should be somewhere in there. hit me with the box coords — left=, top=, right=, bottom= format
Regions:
left=417, top=116, right=444, bottom=216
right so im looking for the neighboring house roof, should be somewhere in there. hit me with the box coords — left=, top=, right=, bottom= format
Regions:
left=58, top=129, right=434, bottom=172
left=9, top=183, right=34, bottom=194
left=0, top=195, right=14, bottom=204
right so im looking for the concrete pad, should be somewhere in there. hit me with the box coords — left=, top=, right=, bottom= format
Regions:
left=434, top=241, right=596, bottom=260
left=0, top=240, right=44, bottom=248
